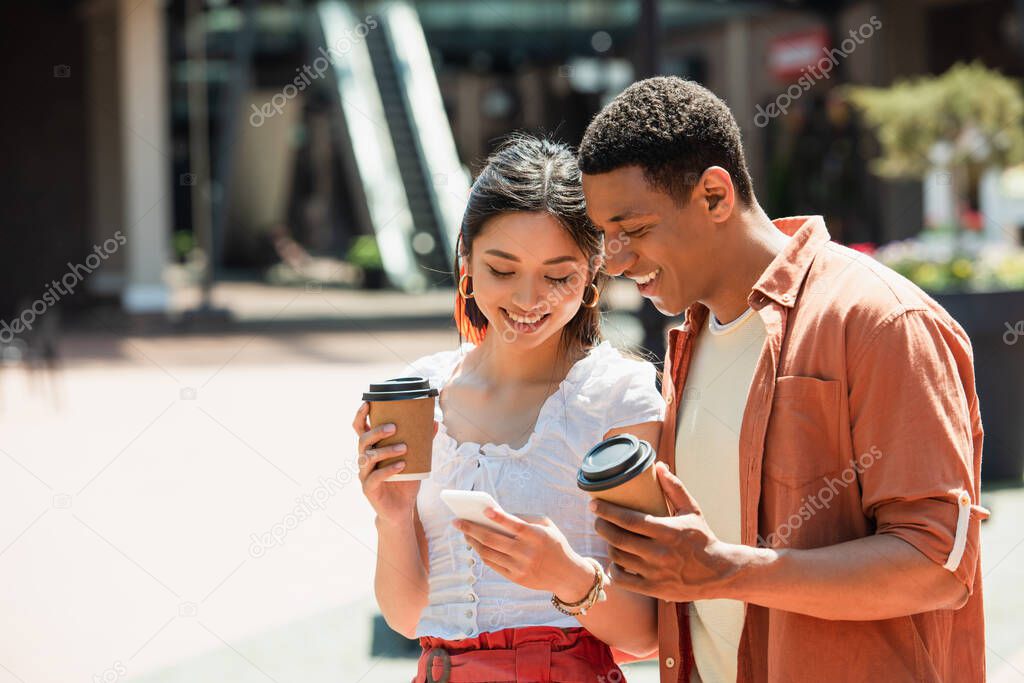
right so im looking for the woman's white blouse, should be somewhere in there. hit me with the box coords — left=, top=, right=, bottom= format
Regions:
left=402, top=341, right=665, bottom=639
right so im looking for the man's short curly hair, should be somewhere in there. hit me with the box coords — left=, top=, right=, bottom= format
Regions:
left=578, top=76, right=754, bottom=205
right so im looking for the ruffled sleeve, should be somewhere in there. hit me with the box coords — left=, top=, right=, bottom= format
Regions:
left=398, top=345, right=469, bottom=391
left=577, top=344, right=666, bottom=431
left=593, top=348, right=663, bottom=428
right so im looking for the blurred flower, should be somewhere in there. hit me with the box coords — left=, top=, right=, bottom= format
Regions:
left=874, top=234, right=1024, bottom=293
left=951, top=258, right=973, bottom=280
left=960, top=208, right=984, bottom=232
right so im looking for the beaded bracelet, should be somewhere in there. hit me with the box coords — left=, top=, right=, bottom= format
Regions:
left=550, top=558, right=609, bottom=616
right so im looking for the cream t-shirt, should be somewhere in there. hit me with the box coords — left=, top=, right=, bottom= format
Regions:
left=675, top=307, right=767, bottom=683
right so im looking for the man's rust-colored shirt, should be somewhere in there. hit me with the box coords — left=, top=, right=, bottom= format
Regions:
left=654, top=216, right=988, bottom=683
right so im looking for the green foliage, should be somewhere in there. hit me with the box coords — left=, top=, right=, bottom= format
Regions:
left=848, top=63, right=1024, bottom=292
left=846, top=62, right=1024, bottom=179
left=346, top=235, right=383, bottom=270
left=173, top=230, right=195, bottom=261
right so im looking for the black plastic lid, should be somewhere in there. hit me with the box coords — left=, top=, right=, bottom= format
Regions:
left=362, top=376, right=439, bottom=402
left=577, top=434, right=655, bottom=492
left=368, top=377, right=431, bottom=393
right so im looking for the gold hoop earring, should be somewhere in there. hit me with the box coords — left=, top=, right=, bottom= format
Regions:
left=583, top=283, right=600, bottom=309
left=458, top=273, right=474, bottom=299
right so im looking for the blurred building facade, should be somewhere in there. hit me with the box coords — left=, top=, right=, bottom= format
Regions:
left=2, top=0, right=1022, bottom=322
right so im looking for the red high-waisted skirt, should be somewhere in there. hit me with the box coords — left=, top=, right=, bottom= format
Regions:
left=414, top=626, right=624, bottom=682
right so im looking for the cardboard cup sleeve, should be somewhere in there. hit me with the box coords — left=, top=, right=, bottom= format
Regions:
left=368, top=396, right=435, bottom=481
left=587, top=461, right=668, bottom=516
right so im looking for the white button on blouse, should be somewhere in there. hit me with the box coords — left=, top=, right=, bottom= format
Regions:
left=403, top=341, right=665, bottom=639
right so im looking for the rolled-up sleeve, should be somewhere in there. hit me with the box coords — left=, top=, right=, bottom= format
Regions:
left=847, top=307, right=988, bottom=591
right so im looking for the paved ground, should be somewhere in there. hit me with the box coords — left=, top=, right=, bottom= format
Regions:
left=0, top=286, right=1021, bottom=682
left=0, top=319, right=452, bottom=682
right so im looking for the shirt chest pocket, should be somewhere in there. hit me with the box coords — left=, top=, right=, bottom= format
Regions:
left=763, top=376, right=842, bottom=488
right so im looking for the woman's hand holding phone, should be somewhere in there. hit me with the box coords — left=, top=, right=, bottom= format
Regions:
left=455, top=506, right=596, bottom=603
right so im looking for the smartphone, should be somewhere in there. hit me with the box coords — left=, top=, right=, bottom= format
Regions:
left=440, top=489, right=516, bottom=537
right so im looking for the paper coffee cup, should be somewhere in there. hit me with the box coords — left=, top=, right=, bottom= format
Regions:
left=577, top=434, right=668, bottom=516
left=362, top=376, right=438, bottom=481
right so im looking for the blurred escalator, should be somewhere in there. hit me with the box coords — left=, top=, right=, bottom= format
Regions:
left=316, top=1, right=470, bottom=292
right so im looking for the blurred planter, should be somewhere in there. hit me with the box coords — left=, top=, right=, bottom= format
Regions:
left=347, top=236, right=386, bottom=290
left=361, top=267, right=388, bottom=290
left=932, top=289, right=1024, bottom=483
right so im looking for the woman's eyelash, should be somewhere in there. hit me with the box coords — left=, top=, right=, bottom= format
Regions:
left=487, top=266, right=571, bottom=284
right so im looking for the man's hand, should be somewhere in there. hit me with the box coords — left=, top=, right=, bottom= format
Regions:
left=592, top=462, right=748, bottom=602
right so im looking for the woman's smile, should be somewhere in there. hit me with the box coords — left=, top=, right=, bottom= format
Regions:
left=501, top=307, right=551, bottom=334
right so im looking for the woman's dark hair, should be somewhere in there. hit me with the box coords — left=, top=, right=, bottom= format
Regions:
left=455, top=134, right=606, bottom=350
